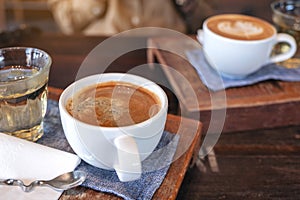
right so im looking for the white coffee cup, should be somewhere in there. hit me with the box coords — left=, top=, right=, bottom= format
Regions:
left=197, top=14, right=297, bottom=78
left=59, top=73, right=168, bottom=182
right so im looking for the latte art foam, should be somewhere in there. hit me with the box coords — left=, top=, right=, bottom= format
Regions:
left=207, top=14, right=275, bottom=41
left=218, top=21, right=263, bottom=39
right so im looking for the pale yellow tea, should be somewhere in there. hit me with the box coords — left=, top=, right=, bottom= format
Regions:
left=0, top=65, right=48, bottom=141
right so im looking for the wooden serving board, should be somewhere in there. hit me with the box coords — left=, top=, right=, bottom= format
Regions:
left=147, top=37, right=300, bottom=133
left=48, top=87, right=202, bottom=200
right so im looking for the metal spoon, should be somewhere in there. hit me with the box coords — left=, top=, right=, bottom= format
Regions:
left=0, top=170, right=86, bottom=192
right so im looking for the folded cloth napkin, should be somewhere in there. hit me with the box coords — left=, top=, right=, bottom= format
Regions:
left=186, top=49, right=300, bottom=91
left=0, top=132, right=81, bottom=200
left=37, top=99, right=179, bottom=200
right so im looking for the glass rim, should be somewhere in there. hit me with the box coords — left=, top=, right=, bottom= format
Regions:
left=0, top=46, right=52, bottom=85
left=271, top=0, right=300, bottom=20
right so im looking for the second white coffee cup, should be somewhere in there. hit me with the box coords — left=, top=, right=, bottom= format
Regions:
left=197, top=14, right=297, bottom=78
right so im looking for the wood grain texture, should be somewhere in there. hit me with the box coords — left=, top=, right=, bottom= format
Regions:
left=177, top=125, right=300, bottom=200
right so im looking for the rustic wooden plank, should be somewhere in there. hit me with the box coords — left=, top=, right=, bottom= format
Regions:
left=178, top=155, right=300, bottom=200
left=177, top=125, right=300, bottom=200
left=214, top=125, right=300, bottom=155
left=188, top=102, right=300, bottom=134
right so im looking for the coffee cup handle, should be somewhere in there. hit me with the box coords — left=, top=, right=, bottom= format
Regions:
left=269, top=33, right=297, bottom=63
left=113, top=135, right=141, bottom=182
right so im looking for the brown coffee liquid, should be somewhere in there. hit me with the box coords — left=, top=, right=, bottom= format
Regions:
left=66, top=81, right=160, bottom=127
left=207, top=14, right=275, bottom=41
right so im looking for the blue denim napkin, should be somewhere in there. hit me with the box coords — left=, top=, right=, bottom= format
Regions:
left=38, top=100, right=179, bottom=200
left=186, top=49, right=300, bottom=91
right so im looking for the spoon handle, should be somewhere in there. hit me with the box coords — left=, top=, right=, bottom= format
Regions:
left=0, top=170, right=86, bottom=192
left=0, top=179, right=31, bottom=192
left=0, top=179, right=23, bottom=187
left=0, top=179, right=45, bottom=192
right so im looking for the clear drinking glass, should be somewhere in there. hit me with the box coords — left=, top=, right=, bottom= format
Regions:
left=0, top=47, right=52, bottom=141
left=271, top=0, right=300, bottom=68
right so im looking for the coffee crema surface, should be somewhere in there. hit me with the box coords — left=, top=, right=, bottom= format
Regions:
left=207, top=14, right=275, bottom=41
left=66, top=81, right=160, bottom=127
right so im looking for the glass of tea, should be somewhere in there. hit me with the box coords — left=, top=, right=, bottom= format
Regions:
left=271, top=0, right=300, bottom=68
left=0, top=47, right=52, bottom=141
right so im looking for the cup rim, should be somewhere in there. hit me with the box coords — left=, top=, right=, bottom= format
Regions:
left=59, top=73, right=168, bottom=131
left=203, top=14, right=277, bottom=43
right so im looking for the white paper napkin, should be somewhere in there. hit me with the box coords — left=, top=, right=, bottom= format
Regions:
left=0, top=132, right=81, bottom=200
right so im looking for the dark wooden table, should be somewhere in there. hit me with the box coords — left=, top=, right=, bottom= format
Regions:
left=1, top=32, right=299, bottom=199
